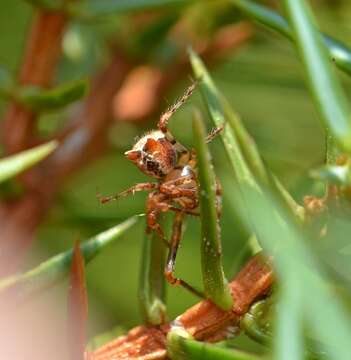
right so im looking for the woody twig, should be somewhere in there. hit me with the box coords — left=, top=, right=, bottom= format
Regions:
left=2, top=9, right=68, bottom=154
left=88, top=253, right=273, bottom=360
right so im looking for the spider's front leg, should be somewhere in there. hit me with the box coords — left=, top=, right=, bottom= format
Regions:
left=97, top=182, right=158, bottom=204
left=158, top=82, right=196, bottom=135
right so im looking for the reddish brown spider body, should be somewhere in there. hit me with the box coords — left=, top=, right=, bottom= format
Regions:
left=99, top=83, right=222, bottom=298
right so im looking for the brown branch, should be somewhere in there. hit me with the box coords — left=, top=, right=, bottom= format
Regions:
left=88, top=254, right=273, bottom=360
left=2, top=10, right=68, bottom=154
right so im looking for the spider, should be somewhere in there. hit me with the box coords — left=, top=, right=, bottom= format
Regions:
left=98, top=83, right=223, bottom=297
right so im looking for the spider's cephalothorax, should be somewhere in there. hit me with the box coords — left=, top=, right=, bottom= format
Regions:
left=99, top=83, right=222, bottom=298
left=124, top=130, right=177, bottom=179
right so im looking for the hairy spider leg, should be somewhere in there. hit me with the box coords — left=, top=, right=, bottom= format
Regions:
left=145, top=191, right=199, bottom=249
left=182, top=124, right=224, bottom=167
left=164, top=212, right=204, bottom=298
left=158, top=82, right=197, bottom=155
left=205, top=124, right=225, bottom=143
left=146, top=192, right=174, bottom=247
left=97, top=182, right=158, bottom=204
left=160, top=177, right=198, bottom=209
left=158, top=82, right=196, bottom=135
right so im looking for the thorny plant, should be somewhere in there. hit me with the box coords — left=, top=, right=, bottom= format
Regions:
left=2, top=1, right=351, bottom=360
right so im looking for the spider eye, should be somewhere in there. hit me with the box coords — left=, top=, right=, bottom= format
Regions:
left=124, top=150, right=140, bottom=161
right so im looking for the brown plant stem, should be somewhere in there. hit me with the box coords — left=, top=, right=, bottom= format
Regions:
left=68, top=242, right=89, bottom=360
left=2, top=10, right=68, bottom=154
left=88, top=254, right=273, bottom=360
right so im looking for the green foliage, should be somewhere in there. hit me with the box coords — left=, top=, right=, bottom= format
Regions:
left=238, top=186, right=351, bottom=359
left=167, top=331, right=263, bottom=360
left=190, top=50, right=303, bottom=227
left=281, top=0, right=351, bottom=153
left=3, top=1, right=351, bottom=359
left=230, top=0, right=351, bottom=76
left=138, top=228, right=167, bottom=325
left=0, top=140, right=58, bottom=183
left=189, top=4, right=351, bottom=354
left=17, top=79, right=88, bottom=112
left=189, top=49, right=258, bottom=190
left=192, top=110, right=233, bottom=311
left=0, top=216, right=139, bottom=298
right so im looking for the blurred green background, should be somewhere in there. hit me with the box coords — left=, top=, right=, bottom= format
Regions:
left=1, top=0, right=351, bottom=343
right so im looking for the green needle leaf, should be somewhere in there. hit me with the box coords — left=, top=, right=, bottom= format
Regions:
left=189, top=48, right=257, bottom=189
left=274, top=279, right=304, bottom=360
left=167, top=331, right=263, bottom=360
left=0, top=216, right=139, bottom=298
left=18, top=78, right=88, bottom=112
left=281, top=0, right=351, bottom=152
left=230, top=0, right=351, bottom=76
left=139, top=226, right=167, bottom=325
left=221, top=97, right=269, bottom=185
left=237, top=186, right=351, bottom=359
left=0, top=140, right=58, bottom=184
left=189, top=49, right=304, bottom=224
left=193, top=109, right=233, bottom=311
left=190, top=49, right=306, bottom=223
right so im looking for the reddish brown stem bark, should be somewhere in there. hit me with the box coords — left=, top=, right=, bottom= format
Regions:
left=68, top=242, right=89, bottom=360
left=88, top=254, right=273, bottom=360
left=2, top=10, right=68, bottom=153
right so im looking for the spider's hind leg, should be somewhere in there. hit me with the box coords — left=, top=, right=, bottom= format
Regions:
left=164, top=212, right=204, bottom=298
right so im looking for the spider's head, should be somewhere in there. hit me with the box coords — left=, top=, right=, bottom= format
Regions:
left=125, top=130, right=177, bottom=179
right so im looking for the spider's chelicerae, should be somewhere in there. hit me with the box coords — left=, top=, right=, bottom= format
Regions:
left=99, top=83, right=223, bottom=297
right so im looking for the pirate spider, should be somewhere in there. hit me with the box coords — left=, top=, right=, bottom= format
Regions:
left=98, top=83, right=223, bottom=297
